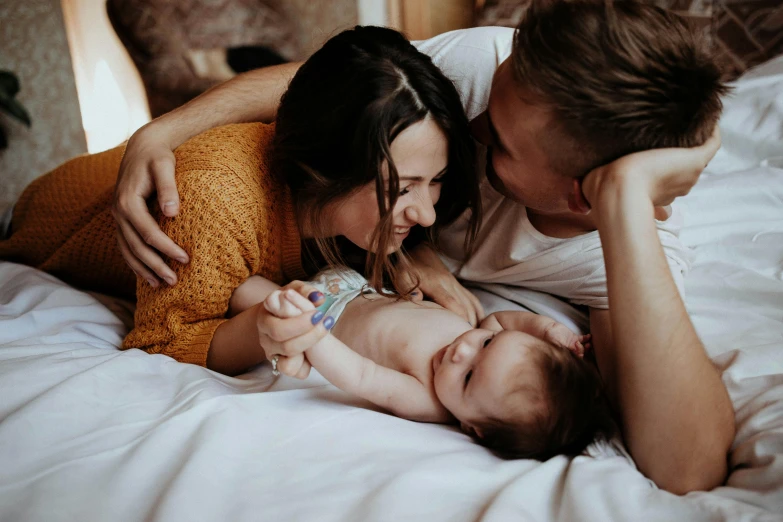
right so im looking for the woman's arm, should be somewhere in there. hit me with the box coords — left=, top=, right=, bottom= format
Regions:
left=113, top=62, right=303, bottom=286
left=407, top=242, right=485, bottom=326
left=208, top=302, right=327, bottom=377
left=214, top=276, right=329, bottom=377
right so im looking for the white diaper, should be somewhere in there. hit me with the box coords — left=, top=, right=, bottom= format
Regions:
left=310, top=268, right=375, bottom=323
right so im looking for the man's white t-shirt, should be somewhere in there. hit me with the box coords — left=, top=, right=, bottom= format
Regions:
left=414, top=27, right=690, bottom=310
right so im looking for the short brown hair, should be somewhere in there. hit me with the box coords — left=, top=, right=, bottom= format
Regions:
left=473, top=340, right=616, bottom=460
left=511, top=0, right=729, bottom=178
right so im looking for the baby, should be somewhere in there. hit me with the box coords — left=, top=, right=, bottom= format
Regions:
left=231, top=268, right=614, bottom=459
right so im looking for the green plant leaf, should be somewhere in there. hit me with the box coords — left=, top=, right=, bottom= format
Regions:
left=0, top=96, right=31, bottom=127
left=0, top=71, right=20, bottom=98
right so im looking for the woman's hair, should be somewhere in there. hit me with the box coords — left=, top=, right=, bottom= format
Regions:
left=272, top=26, right=480, bottom=295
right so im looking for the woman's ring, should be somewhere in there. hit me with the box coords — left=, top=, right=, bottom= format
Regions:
left=271, top=355, right=280, bottom=376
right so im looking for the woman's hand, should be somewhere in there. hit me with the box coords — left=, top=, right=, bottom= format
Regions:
left=570, top=126, right=722, bottom=213
left=258, top=280, right=331, bottom=379
left=113, top=124, right=189, bottom=288
left=407, top=243, right=484, bottom=326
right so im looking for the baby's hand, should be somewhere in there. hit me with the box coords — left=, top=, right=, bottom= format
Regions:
left=543, top=322, right=591, bottom=358
left=264, top=289, right=316, bottom=319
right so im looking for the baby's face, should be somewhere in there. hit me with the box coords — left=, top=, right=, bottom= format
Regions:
left=432, top=328, right=547, bottom=434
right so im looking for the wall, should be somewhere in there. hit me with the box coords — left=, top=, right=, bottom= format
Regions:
left=62, top=0, right=150, bottom=154
left=286, top=0, right=359, bottom=59
left=388, top=0, right=475, bottom=40
left=0, top=0, right=87, bottom=217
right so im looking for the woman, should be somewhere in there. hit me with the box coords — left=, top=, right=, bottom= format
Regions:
left=0, top=27, right=481, bottom=376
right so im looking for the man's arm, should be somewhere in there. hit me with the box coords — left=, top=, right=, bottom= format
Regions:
left=585, top=167, right=734, bottom=494
left=113, top=62, right=303, bottom=286
left=140, top=62, right=302, bottom=150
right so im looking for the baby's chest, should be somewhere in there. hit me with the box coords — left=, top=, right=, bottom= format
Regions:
left=388, top=336, right=438, bottom=384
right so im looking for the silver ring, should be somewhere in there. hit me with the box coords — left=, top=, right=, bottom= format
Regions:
left=271, top=355, right=280, bottom=376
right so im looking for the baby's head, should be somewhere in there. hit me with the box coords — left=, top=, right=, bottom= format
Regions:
left=432, top=328, right=614, bottom=460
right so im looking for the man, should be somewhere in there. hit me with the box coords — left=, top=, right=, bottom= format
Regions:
left=111, top=0, right=734, bottom=494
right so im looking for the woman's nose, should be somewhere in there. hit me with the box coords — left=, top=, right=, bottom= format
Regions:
left=406, top=191, right=436, bottom=228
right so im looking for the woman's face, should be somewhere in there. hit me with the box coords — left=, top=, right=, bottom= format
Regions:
left=330, top=116, right=449, bottom=253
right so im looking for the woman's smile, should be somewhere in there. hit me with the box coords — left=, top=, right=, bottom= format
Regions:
left=394, top=226, right=411, bottom=239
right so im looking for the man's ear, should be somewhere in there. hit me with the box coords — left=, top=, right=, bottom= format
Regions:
left=567, top=178, right=591, bottom=215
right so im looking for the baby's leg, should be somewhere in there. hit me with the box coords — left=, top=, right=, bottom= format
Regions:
left=228, top=275, right=281, bottom=317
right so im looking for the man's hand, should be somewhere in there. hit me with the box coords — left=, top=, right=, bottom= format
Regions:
left=113, top=124, right=189, bottom=287
left=570, top=126, right=722, bottom=214
left=407, top=243, right=484, bottom=326
left=113, top=62, right=302, bottom=287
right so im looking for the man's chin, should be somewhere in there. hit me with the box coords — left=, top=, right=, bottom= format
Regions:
left=486, top=165, right=569, bottom=212
left=486, top=166, right=519, bottom=201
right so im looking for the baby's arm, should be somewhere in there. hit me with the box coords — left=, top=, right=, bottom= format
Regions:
left=481, top=311, right=591, bottom=357
left=228, top=275, right=281, bottom=317
left=266, top=290, right=451, bottom=423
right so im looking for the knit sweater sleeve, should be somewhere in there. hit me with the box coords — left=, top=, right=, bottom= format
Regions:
left=122, top=167, right=265, bottom=366
left=122, top=123, right=302, bottom=367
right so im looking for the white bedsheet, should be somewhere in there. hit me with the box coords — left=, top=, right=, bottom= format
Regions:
left=1, top=58, right=782, bottom=521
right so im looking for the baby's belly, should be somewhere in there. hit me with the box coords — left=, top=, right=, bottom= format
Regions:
left=332, top=296, right=471, bottom=378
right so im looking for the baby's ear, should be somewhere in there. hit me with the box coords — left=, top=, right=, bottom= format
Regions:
left=460, top=422, right=483, bottom=439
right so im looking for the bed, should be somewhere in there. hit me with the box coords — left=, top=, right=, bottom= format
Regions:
left=1, top=56, right=781, bottom=522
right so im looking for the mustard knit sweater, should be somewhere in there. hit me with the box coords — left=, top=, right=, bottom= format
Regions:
left=0, top=123, right=305, bottom=366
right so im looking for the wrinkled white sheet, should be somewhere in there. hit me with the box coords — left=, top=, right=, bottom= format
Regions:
left=1, top=58, right=782, bottom=521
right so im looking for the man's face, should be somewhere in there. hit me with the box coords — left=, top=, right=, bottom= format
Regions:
left=470, top=59, right=574, bottom=213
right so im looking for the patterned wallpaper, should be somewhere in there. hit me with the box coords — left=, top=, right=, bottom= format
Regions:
left=0, top=0, right=87, bottom=217
left=476, top=0, right=783, bottom=80
left=108, top=0, right=358, bottom=117
left=287, top=0, right=359, bottom=58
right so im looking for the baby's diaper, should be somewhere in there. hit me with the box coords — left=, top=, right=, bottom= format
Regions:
left=310, top=268, right=375, bottom=323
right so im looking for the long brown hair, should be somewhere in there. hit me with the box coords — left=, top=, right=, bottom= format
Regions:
left=272, top=26, right=480, bottom=295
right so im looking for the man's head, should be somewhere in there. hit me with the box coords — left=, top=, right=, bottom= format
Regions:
left=432, top=328, right=615, bottom=459
left=471, top=0, right=728, bottom=212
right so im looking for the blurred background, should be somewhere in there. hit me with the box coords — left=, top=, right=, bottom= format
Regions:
left=0, top=0, right=781, bottom=216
